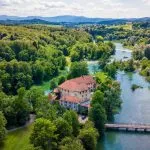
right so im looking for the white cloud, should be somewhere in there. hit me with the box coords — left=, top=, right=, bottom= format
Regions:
left=0, top=0, right=149, bottom=18
left=142, top=0, right=150, bottom=5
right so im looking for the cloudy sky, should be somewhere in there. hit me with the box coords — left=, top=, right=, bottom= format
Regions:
left=0, top=0, right=150, bottom=18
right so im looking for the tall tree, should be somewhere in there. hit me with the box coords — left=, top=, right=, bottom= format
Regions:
left=78, top=121, right=99, bottom=150
left=91, top=90, right=104, bottom=106
left=14, top=87, right=31, bottom=125
left=30, top=118, right=57, bottom=150
left=60, top=137, right=85, bottom=150
left=35, top=97, right=57, bottom=121
left=63, top=110, right=80, bottom=137
left=55, top=118, right=72, bottom=141
left=0, top=111, right=7, bottom=142
left=144, top=45, right=150, bottom=60
left=68, top=62, right=89, bottom=79
left=89, top=104, right=107, bottom=134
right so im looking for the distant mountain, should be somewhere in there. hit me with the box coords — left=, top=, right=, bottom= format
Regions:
left=0, top=15, right=149, bottom=24
left=41, top=15, right=113, bottom=23
left=0, top=15, right=113, bottom=23
left=0, top=19, right=53, bottom=25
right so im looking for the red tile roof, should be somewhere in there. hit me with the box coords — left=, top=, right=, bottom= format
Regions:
left=70, top=76, right=96, bottom=85
left=59, top=75, right=96, bottom=92
left=61, top=95, right=80, bottom=103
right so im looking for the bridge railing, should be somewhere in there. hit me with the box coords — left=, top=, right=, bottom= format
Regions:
left=105, top=123, right=150, bottom=126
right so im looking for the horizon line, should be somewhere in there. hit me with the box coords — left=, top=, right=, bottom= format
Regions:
left=0, top=14, right=149, bottom=19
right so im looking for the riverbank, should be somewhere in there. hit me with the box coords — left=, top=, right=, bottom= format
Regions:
left=96, top=43, right=150, bottom=150
left=85, top=43, right=150, bottom=150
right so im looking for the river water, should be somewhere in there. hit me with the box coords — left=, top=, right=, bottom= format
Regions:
left=88, top=43, right=150, bottom=150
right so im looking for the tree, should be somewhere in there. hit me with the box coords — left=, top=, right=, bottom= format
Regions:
left=144, top=45, right=150, bottom=60
left=78, top=121, right=99, bottom=150
left=58, top=76, right=66, bottom=85
left=68, top=62, right=89, bottom=79
left=50, top=79, right=57, bottom=90
left=25, top=88, right=44, bottom=112
left=70, top=51, right=80, bottom=62
left=98, top=57, right=108, bottom=69
left=0, top=111, right=7, bottom=142
left=55, top=118, right=72, bottom=141
left=103, top=82, right=121, bottom=121
left=14, top=87, right=31, bottom=125
left=0, top=42, right=15, bottom=61
left=104, top=63, right=117, bottom=78
left=124, top=59, right=135, bottom=72
left=60, top=137, right=85, bottom=150
left=132, top=47, right=144, bottom=60
left=106, top=41, right=116, bottom=53
left=0, top=81, right=2, bottom=91
left=0, top=92, right=17, bottom=127
left=30, top=118, right=57, bottom=150
left=91, top=90, right=104, bottom=106
left=89, top=104, right=107, bottom=134
left=96, top=36, right=104, bottom=43
left=63, top=110, right=80, bottom=137
left=25, top=145, right=42, bottom=150
left=32, top=63, right=44, bottom=84
left=35, top=97, right=57, bottom=121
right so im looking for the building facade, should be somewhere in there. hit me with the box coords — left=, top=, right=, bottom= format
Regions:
left=54, top=75, right=96, bottom=111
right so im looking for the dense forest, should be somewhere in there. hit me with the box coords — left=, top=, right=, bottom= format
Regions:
left=0, top=25, right=89, bottom=95
left=0, top=22, right=149, bottom=150
left=0, top=24, right=118, bottom=150
left=0, top=25, right=115, bottom=95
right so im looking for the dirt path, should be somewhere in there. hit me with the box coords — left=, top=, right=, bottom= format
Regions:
left=8, top=114, right=35, bottom=133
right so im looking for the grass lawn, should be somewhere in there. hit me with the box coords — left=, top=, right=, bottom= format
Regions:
left=31, top=69, right=68, bottom=93
left=107, top=24, right=133, bottom=30
left=0, top=125, right=33, bottom=150
left=32, top=57, right=70, bottom=93
left=31, top=80, right=51, bottom=92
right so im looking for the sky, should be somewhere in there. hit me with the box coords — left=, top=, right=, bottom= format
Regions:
left=0, top=0, right=150, bottom=18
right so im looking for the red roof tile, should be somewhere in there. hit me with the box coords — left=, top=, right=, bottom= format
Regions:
left=59, top=75, right=96, bottom=92
left=70, top=76, right=96, bottom=85
left=61, top=96, right=80, bottom=103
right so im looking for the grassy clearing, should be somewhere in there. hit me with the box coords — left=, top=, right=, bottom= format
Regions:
left=0, top=125, right=33, bottom=150
left=31, top=80, right=51, bottom=92
left=107, top=24, right=133, bottom=30
left=31, top=69, right=68, bottom=92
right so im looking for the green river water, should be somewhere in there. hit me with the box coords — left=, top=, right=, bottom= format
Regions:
left=88, top=43, right=150, bottom=150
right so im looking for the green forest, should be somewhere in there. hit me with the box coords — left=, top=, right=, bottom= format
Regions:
left=0, top=21, right=149, bottom=150
left=0, top=25, right=118, bottom=150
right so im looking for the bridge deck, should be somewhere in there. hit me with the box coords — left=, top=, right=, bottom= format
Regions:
left=105, top=123, right=150, bottom=130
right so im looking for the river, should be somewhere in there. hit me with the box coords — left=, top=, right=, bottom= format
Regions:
left=88, top=43, right=150, bottom=150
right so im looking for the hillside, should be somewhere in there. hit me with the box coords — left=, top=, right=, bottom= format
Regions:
left=0, top=15, right=149, bottom=25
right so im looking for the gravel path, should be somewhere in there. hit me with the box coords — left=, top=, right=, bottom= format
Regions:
left=8, top=114, right=35, bottom=133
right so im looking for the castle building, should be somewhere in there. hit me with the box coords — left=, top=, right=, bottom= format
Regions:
left=54, top=75, right=96, bottom=111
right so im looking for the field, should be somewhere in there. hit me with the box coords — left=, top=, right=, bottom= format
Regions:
left=107, top=24, right=133, bottom=30
left=0, top=125, right=33, bottom=150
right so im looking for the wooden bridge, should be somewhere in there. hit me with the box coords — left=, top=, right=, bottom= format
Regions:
left=105, top=123, right=150, bottom=132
